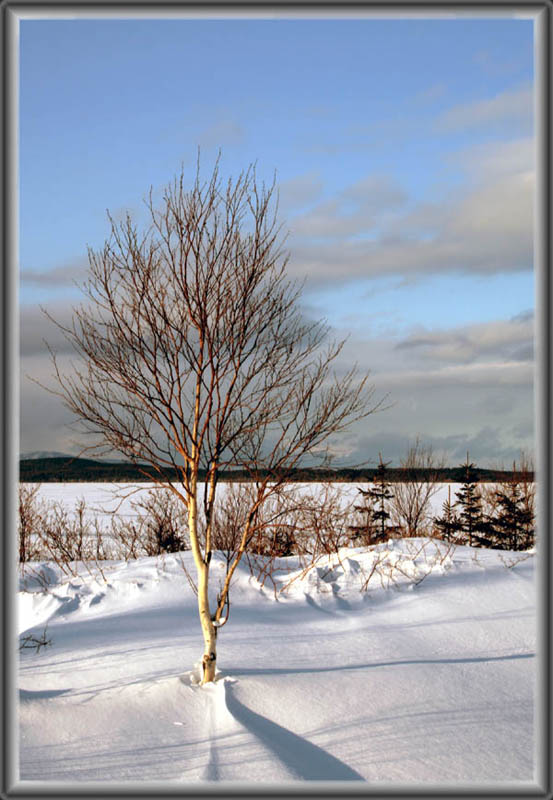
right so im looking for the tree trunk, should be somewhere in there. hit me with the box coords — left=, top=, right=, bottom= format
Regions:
left=187, top=490, right=218, bottom=684
left=197, top=561, right=217, bottom=683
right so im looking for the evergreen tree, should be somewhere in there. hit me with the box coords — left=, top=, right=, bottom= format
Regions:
left=454, top=455, right=489, bottom=547
left=433, top=485, right=461, bottom=542
left=517, top=452, right=536, bottom=549
left=492, top=464, right=534, bottom=550
left=350, top=454, right=394, bottom=545
left=349, top=496, right=376, bottom=546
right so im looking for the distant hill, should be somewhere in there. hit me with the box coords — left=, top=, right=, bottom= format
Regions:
left=20, top=451, right=126, bottom=463
left=19, top=456, right=154, bottom=482
left=20, top=450, right=76, bottom=460
left=18, top=456, right=526, bottom=483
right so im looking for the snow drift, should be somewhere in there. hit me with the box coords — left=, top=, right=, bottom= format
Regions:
left=18, top=539, right=537, bottom=787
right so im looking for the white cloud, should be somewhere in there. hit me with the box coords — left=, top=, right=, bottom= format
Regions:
left=277, top=172, right=324, bottom=211
left=450, top=137, right=535, bottom=179
left=285, top=135, right=534, bottom=284
left=374, top=361, right=533, bottom=389
left=444, top=171, right=533, bottom=244
left=20, top=303, right=77, bottom=357
left=344, top=425, right=529, bottom=467
left=395, top=314, right=535, bottom=366
left=21, top=258, right=89, bottom=288
left=289, top=175, right=407, bottom=240
left=436, top=84, right=533, bottom=132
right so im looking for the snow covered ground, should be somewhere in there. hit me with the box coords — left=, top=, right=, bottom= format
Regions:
left=17, top=535, right=537, bottom=789
left=25, top=481, right=469, bottom=532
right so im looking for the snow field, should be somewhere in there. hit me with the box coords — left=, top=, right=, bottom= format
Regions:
left=17, top=538, right=537, bottom=787
left=22, top=481, right=470, bottom=531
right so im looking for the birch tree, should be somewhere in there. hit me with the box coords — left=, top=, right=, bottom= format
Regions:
left=44, top=158, right=380, bottom=683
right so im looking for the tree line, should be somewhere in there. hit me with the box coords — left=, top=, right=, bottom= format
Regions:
left=19, top=455, right=528, bottom=484
left=348, top=448, right=535, bottom=552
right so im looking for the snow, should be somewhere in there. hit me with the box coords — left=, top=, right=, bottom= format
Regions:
left=23, top=481, right=469, bottom=529
left=18, top=532, right=537, bottom=787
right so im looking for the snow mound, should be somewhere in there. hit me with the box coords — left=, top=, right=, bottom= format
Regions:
left=279, top=538, right=468, bottom=601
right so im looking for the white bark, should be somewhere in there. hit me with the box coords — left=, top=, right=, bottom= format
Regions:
left=197, top=561, right=217, bottom=684
left=188, top=491, right=218, bottom=684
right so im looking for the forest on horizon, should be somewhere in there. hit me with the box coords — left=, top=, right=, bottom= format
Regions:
left=18, top=456, right=531, bottom=484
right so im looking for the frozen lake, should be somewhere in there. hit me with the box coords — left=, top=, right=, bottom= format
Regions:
left=24, top=481, right=469, bottom=529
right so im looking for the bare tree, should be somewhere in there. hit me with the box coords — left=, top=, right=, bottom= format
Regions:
left=43, top=157, right=381, bottom=683
left=390, top=438, right=445, bottom=538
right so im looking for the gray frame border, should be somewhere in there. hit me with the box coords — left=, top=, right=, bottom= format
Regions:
left=2, top=2, right=550, bottom=799
left=3, top=0, right=20, bottom=798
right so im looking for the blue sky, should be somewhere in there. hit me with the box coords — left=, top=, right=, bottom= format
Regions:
left=19, top=15, right=536, bottom=466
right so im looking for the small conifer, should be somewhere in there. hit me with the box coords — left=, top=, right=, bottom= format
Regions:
left=349, top=453, right=394, bottom=545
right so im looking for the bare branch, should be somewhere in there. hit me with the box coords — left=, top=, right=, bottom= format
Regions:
left=41, top=156, right=382, bottom=683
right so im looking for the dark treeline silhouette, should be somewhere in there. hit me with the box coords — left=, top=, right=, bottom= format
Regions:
left=19, top=456, right=529, bottom=484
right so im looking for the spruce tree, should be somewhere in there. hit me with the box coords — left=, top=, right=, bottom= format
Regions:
left=454, top=455, right=488, bottom=547
left=349, top=496, right=376, bottom=546
left=351, top=453, right=394, bottom=545
left=492, top=464, right=534, bottom=550
left=433, top=485, right=461, bottom=542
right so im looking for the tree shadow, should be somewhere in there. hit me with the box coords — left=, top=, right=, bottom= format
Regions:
left=226, top=651, right=535, bottom=678
left=223, top=681, right=365, bottom=781
left=19, top=687, right=72, bottom=701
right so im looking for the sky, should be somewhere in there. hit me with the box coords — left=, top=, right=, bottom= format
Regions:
left=19, top=14, right=536, bottom=467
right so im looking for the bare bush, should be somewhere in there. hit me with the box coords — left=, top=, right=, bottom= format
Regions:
left=217, top=484, right=299, bottom=597
left=210, top=483, right=256, bottom=569
left=20, top=565, right=56, bottom=593
left=391, top=439, right=445, bottom=537
left=130, top=488, right=190, bottom=555
left=358, top=548, right=391, bottom=591
left=38, top=498, right=93, bottom=569
left=20, top=495, right=109, bottom=582
left=292, top=483, right=352, bottom=558
left=18, top=484, right=44, bottom=563
left=109, top=517, right=140, bottom=560
left=498, top=552, right=534, bottom=569
left=19, top=626, right=52, bottom=653
left=253, top=483, right=361, bottom=597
